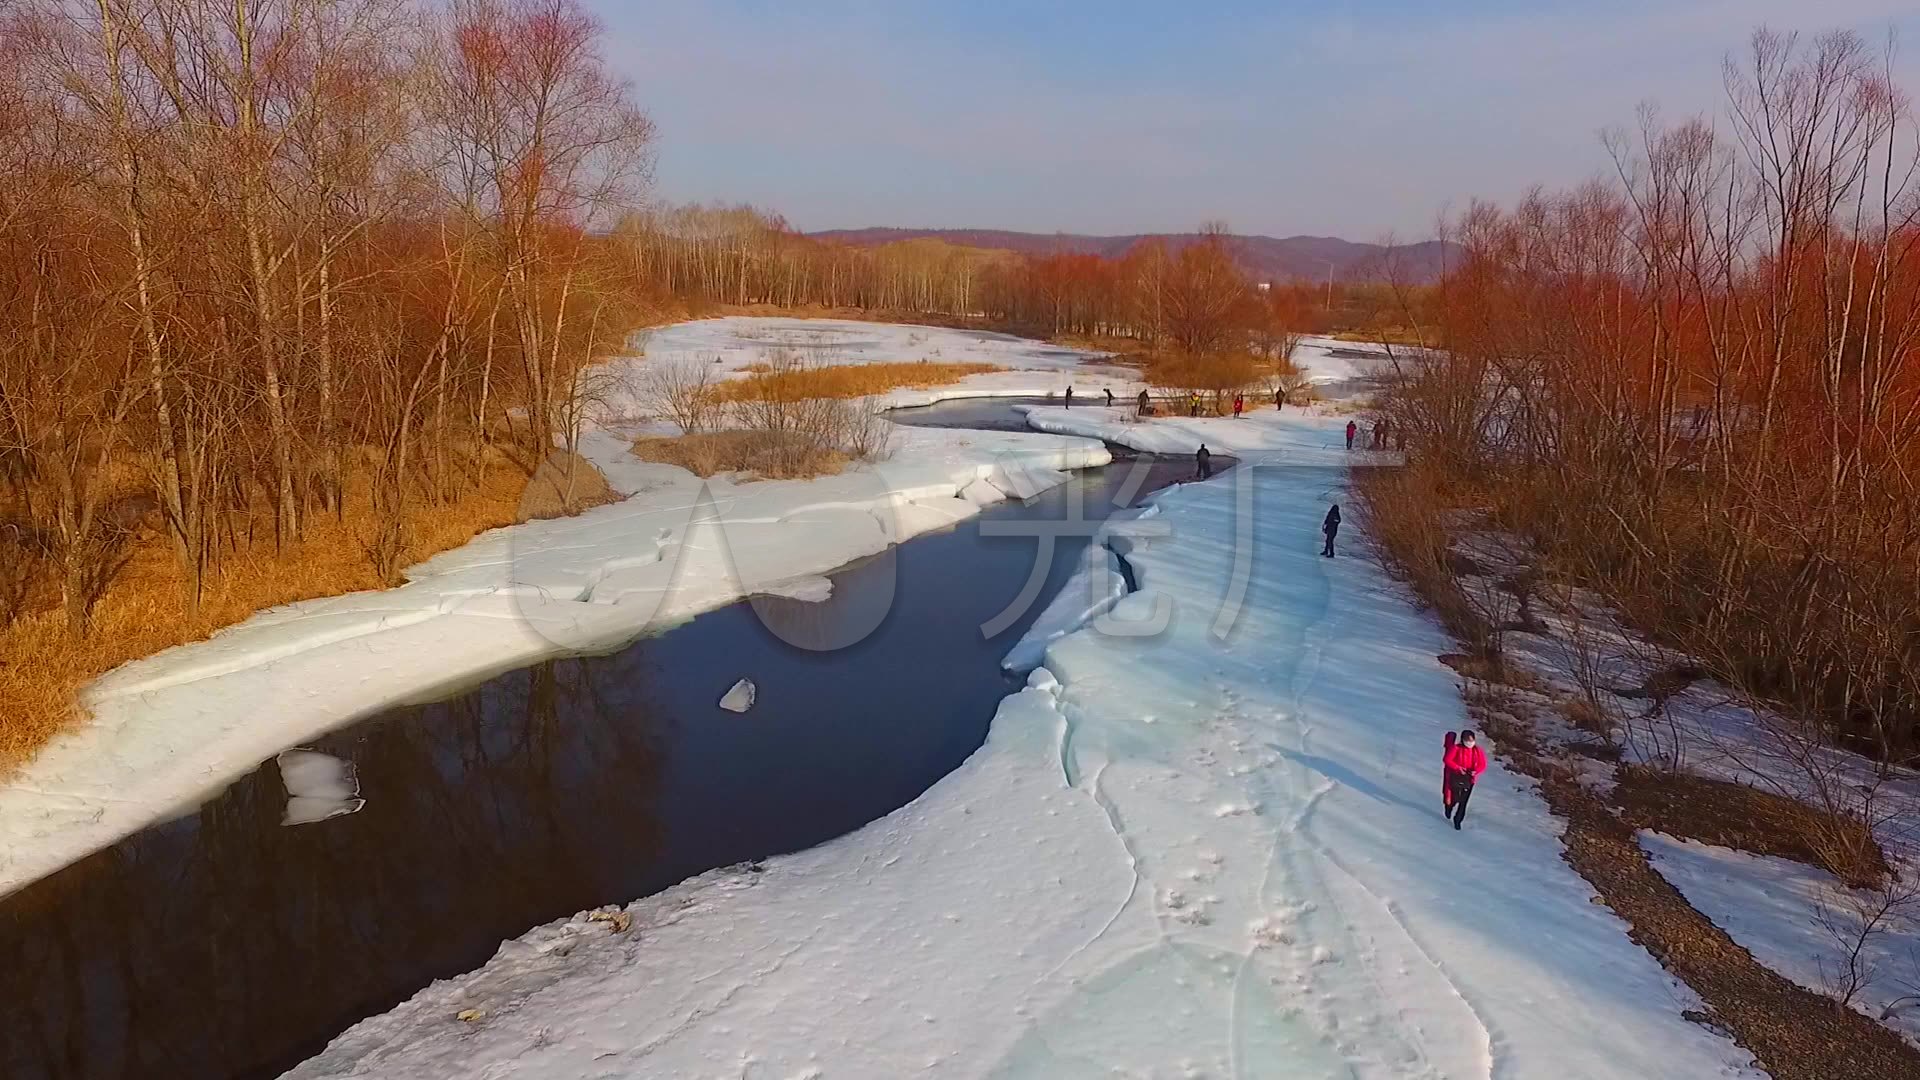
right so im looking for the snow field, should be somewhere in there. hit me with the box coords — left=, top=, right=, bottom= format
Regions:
left=606, top=317, right=1390, bottom=419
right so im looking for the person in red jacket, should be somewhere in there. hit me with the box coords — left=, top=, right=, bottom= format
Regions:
left=1442, top=729, right=1489, bottom=830
left=1345, top=419, right=1358, bottom=449
left=1441, top=730, right=1457, bottom=811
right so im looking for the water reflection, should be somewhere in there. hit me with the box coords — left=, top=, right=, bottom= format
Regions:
left=0, top=458, right=1192, bottom=1080
left=0, top=659, right=665, bottom=1080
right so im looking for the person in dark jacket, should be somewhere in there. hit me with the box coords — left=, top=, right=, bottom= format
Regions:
left=1064, top=386, right=1073, bottom=409
left=1137, top=388, right=1151, bottom=416
left=1196, top=444, right=1213, bottom=480
left=1275, top=387, right=1287, bottom=410
left=1104, top=387, right=1114, bottom=408
left=1321, top=503, right=1341, bottom=557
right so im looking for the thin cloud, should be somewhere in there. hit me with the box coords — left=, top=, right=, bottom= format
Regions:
left=596, top=1, right=1920, bottom=239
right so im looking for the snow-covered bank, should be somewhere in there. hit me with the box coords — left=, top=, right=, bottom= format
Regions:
left=1014, top=399, right=1406, bottom=471
left=290, top=446, right=1757, bottom=1078
left=615, top=318, right=1387, bottom=417
left=632, top=315, right=1133, bottom=380
left=0, top=422, right=1109, bottom=899
left=874, top=370, right=1118, bottom=410
left=1642, top=832, right=1920, bottom=1048
left=999, top=542, right=1129, bottom=674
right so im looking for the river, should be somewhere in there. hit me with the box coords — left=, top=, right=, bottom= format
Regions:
left=0, top=403, right=1199, bottom=1080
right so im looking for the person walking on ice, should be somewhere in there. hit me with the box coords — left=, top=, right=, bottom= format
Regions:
left=1065, top=386, right=1074, bottom=409
left=1195, top=444, right=1213, bottom=480
left=1345, top=419, right=1357, bottom=450
left=1104, top=387, right=1114, bottom=408
left=1321, top=503, right=1341, bottom=557
left=1443, top=729, right=1489, bottom=830
left=1137, top=388, right=1151, bottom=416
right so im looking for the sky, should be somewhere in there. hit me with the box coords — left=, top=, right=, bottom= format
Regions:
left=592, top=0, right=1920, bottom=242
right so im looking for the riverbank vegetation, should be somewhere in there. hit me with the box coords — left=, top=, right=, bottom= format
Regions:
left=618, top=219, right=1317, bottom=410
left=1353, top=33, right=1920, bottom=1074
left=715, top=360, right=1001, bottom=402
left=1367, top=29, right=1920, bottom=765
left=0, top=0, right=652, bottom=762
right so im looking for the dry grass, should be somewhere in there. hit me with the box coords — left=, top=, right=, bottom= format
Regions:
left=1355, top=464, right=1496, bottom=653
left=519, top=451, right=619, bottom=522
left=0, top=457, right=535, bottom=771
left=1330, top=327, right=1429, bottom=347
left=1612, top=767, right=1892, bottom=889
left=713, top=361, right=999, bottom=401
left=631, top=430, right=851, bottom=480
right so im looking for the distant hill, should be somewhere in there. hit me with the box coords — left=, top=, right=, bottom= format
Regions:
left=807, top=227, right=1460, bottom=284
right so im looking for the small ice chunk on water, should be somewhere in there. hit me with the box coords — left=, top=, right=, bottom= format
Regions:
left=761, top=576, right=833, bottom=603
left=959, top=477, right=1005, bottom=506
left=987, top=462, right=1069, bottom=501
left=276, top=749, right=363, bottom=826
left=719, top=678, right=758, bottom=713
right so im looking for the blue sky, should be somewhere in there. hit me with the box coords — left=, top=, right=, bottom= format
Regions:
left=592, top=1, right=1920, bottom=241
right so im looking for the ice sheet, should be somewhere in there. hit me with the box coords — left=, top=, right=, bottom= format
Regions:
left=289, top=446, right=1759, bottom=1080
left=1000, top=544, right=1127, bottom=674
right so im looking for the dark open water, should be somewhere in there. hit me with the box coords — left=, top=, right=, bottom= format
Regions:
left=0, top=403, right=1194, bottom=1080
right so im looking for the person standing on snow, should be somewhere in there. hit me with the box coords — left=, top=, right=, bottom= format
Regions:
left=1065, top=386, right=1074, bottom=409
left=1321, top=503, right=1341, bottom=557
left=1104, top=387, right=1114, bottom=408
left=1443, top=729, right=1489, bottom=830
left=1196, top=444, right=1213, bottom=480
left=1233, top=392, right=1245, bottom=418
left=1138, top=388, right=1151, bottom=416
left=1345, top=419, right=1357, bottom=450
left=1275, top=387, right=1287, bottom=410
left=1190, top=392, right=1201, bottom=417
